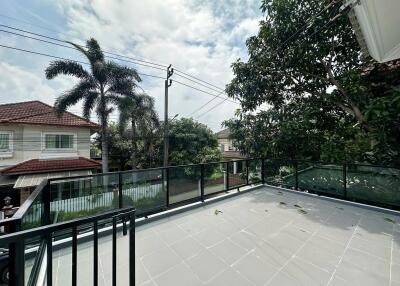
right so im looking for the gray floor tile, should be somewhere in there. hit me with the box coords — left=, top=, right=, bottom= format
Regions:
left=186, top=249, right=227, bottom=282
left=280, top=258, right=331, bottom=286
left=206, top=268, right=253, bottom=286
left=170, top=236, right=204, bottom=260
left=392, top=263, right=400, bottom=283
left=192, top=227, right=226, bottom=248
left=141, top=246, right=181, bottom=277
left=233, top=252, right=278, bottom=285
left=335, top=260, right=390, bottom=286
left=153, top=262, right=203, bottom=286
left=209, top=239, right=248, bottom=265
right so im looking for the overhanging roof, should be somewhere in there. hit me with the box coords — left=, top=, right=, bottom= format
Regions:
left=349, top=0, right=400, bottom=63
left=14, top=170, right=92, bottom=189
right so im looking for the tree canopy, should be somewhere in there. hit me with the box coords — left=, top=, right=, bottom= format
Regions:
left=225, top=0, right=400, bottom=166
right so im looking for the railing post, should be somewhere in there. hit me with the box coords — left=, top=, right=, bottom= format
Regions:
left=129, top=211, right=136, bottom=286
left=118, top=173, right=123, bottom=208
left=343, top=163, right=347, bottom=199
left=226, top=162, right=230, bottom=191
left=8, top=222, right=24, bottom=286
left=43, top=180, right=51, bottom=225
left=200, top=164, right=205, bottom=202
left=166, top=168, right=170, bottom=208
left=295, top=160, right=299, bottom=191
left=261, top=158, right=265, bottom=184
left=246, top=160, right=249, bottom=185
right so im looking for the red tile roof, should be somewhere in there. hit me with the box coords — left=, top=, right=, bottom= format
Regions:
left=1, top=157, right=101, bottom=175
left=0, top=101, right=99, bottom=128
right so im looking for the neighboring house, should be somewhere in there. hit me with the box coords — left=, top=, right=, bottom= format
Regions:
left=215, top=128, right=246, bottom=160
left=0, top=101, right=101, bottom=206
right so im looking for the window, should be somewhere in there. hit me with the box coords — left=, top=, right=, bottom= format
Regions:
left=45, top=134, right=74, bottom=149
left=0, top=132, right=12, bottom=153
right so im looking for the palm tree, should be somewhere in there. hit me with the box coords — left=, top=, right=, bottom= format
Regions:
left=45, top=38, right=141, bottom=173
left=118, top=93, right=159, bottom=169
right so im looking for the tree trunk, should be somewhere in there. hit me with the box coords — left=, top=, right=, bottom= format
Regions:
left=131, top=118, right=137, bottom=170
left=100, top=88, right=109, bottom=173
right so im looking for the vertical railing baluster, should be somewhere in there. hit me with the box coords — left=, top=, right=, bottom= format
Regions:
left=166, top=168, right=170, bottom=208
left=72, top=226, right=77, bottom=286
left=129, top=211, right=135, bottom=286
left=295, top=160, right=299, bottom=191
left=226, top=162, right=230, bottom=191
left=43, top=180, right=51, bottom=225
left=246, top=160, right=249, bottom=185
left=46, top=232, right=53, bottom=286
left=8, top=221, right=24, bottom=286
left=93, top=221, right=98, bottom=286
left=261, top=158, right=265, bottom=184
left=343, top=163, right=347, bottom=199
left=200, top=164, right=205, bottom=202
left=112, top=216, right=117, bottom=286
left=118, top=173, right=123, bottom=208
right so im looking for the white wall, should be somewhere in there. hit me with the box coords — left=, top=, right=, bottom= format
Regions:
left=0, top=124, right=91, bottom=169
left=218, top=138, right=236, bottom=152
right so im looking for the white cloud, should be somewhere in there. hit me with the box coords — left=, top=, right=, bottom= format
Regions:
left=1, top=0, right=262, bottom=131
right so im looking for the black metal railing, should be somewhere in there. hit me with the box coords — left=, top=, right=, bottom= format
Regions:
left=2, top=158, right=400, bottom=234
left=0, top=207, right=135, bottom=286
left=0, top=157, right=398, bottom=285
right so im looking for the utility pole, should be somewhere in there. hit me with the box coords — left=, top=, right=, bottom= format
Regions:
left=163, top=64, right=174, bottom=167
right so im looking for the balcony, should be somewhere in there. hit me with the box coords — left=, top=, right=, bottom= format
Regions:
left=0, top=159, right=399, bottom=285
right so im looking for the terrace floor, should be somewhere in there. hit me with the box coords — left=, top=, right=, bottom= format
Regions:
left=50, top=186, right=400, bottom=286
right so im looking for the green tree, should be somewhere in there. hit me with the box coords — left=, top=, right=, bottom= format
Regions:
left=45, top=38, right=141, bottom=172
left=118, top=93, right=159, bottom=169
left=165, top=118, right=222, bottom=166
left=225, top=0, right=400, bottom=165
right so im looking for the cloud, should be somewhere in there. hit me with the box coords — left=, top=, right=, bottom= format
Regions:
left=0, top=0, right=262, bottom=131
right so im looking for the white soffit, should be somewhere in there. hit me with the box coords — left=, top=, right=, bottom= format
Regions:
left=350, top=0, right=400, bottom=63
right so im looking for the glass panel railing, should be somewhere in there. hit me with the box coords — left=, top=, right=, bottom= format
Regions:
left=21, top=191, right=43, bottom=230
left=228, top=160, right=247, bottom=188
left=50, top=173, right=119, bottom=223
left=121, top=169, right=166, bottom=215
left=347, top=164, right=400, bottom=207
left=168, top=165, right=201, bottom=204
left=204, top=162, right=227, bottom=195
left=297, top=161, right=344, bottom=197
left=248, top=159, right=262, bottom=184
left=265, top=159, right=296, bottom=189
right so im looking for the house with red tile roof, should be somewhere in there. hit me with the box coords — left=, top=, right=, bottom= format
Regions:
left=0, top=101, right=101, bottom=206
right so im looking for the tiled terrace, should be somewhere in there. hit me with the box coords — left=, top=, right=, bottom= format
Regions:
left=51, top=186, right=400, bottom=286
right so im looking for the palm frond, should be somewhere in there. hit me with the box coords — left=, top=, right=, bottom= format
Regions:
left=86, top=38, right=105, bottom=63
left=82, top=92, right=99, bottom=120
left=45, top=60, right=90, bottom=80
left=55, top=80, right=96, bottom=116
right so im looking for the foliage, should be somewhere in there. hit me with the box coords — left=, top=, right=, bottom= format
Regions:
left=45, top=38, right=141, bottom=172
left=118, top=93, right=160, bottom=169
left=166, top=118, right=223, bottom=166
left=225, top=0, right=400, bottom=166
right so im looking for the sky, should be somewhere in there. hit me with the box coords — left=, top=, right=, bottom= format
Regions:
left=0, top=0, right=263, bottom=131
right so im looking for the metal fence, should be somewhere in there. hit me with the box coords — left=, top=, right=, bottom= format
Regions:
left=2, top=158, right=400, bottom=233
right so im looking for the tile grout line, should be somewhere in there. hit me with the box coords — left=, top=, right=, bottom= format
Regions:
left=326, top=212, right=364, bottom=286
left=263, top=207, right=339, bottom=286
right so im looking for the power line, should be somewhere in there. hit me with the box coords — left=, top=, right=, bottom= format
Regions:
left=174, top=69, right=225, bottom=92
left=0, top=24, right=168, bottom=69
left=196, top=98, right=230, bottom=119
left=173, top=72, right=224, bottom=94
left=172, top=79, right=238, bottom=105
left=0, top=26, right=166, bottom=72
left=0, top=43, right=165, bottom=80
left=187, top=95, right=220, bottom=117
